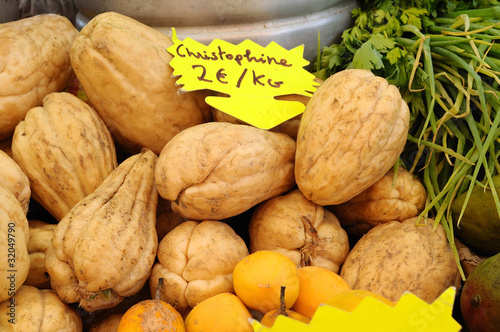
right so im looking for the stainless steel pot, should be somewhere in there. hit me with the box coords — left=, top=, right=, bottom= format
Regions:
left=75, top=0, right=351, bottom=26
left=74, top=0, right=358, bottom=65
left=0, top=0, right=19, bottom=23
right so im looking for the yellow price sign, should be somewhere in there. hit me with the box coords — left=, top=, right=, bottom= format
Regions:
left=167, top=28, right=319, bottom=129
left=250, top=287, right=462, bottom=332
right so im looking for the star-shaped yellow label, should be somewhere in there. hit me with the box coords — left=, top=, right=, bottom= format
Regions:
left=167, top=28, right=319, bottom=129
left=250, top=287, right=462, bottom=332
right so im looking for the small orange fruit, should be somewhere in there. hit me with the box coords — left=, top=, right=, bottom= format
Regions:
left=184, top=293, right=253, bottom=332
left=261, top=286, right=310, bottom=327
left=233, top=250, right=300, bottom=314
left=324, top=289, right=395, bottom=312
left=117, top=298, right=185, bottom=332
left=117, top=278, right=185, bottom=332
left=291, top=265, right=351, bottom=319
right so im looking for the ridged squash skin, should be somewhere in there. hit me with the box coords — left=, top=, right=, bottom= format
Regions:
left=150, top=220, right=249, bottom=315
left=0, top=14, right=78, bottom=140
left=295, top=69, right=410, bottom=206
left=155, top=122, right=296, bottom=221
left=0, top=183, right=30, bottom=302
left=0, top=149, right=30, bottom=215
left=0, top=285, right=82, bottom=331
left=249, top=188, right=350, bottom=273
left=340, top=217, right=461, bottom=303
left=328, top=167, right=427, bottom=239
left=45, top=149, right=159, bottom=312
left=24, top=220, right=56, bottom=289
left=70, top=11, right=213, bottom=154
left=11, top=92, right=118, bottom=221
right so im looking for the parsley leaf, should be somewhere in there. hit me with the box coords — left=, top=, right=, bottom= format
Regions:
left=353, top=42, right=384, bottom=70
left=386, top=47, right=406, bottom=64
left=368, top=34, right=396, bottom=51
left=400, top=7, right=428, bottom=29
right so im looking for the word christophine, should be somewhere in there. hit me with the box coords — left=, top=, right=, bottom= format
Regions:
left=175, top=44, right=293, bottom=68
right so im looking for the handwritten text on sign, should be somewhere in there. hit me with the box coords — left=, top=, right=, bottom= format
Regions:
left=167, top=28, right=319, bottom=129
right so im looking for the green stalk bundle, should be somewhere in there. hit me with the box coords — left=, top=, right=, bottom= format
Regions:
left=314, top=0, right=500, bottom=279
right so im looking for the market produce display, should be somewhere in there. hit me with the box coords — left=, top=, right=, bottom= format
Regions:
left=0, top=1, right=499, bottom=331
left=315, top=0, right=500, bottom=277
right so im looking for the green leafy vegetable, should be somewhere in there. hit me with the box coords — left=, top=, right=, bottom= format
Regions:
left=314, top=0, right=500, bottom=279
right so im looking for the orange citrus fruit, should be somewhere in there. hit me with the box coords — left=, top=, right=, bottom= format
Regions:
left=117, top=298, right=185, bottom=332
left=233, top=250, right=300, bottom=314
left=325, top=289, right=395, bottom=312
left=184, top=293, right=253, bottom=332
left=291, top=265, right=351, bottom=319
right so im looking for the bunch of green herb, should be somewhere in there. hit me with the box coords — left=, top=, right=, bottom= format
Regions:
left=314, top=0, right=500, bottom=278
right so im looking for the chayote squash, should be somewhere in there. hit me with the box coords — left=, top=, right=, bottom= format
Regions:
left=340, top=217, right=461, bottom=303
left=150, top=220, right=249, bottom=315
left=0, top=149, right=30, bottom=215
left=248, top=188, right=350, bottom=273
left=295, top=69, right=410, bottom=206
left=0, top=183, right=29, bottom=302
left=70, top=11, right=213, bottom=154
left=11, top=92, right=118, bottom=221
left=45, top=149, right=159, bottom=312
left=328, top=166, right=427, bottom=239
left=0, top=285, right=82, bottom=331
left=0, top=14, right=78, bottom=141
left=155, top=122, right=296, bottom=221
left=24, top=220, right=56, bottom=289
